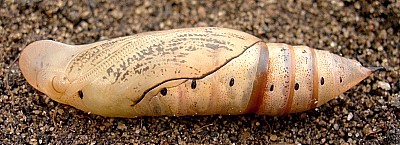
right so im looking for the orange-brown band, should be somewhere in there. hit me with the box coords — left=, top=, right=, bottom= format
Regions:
left=246, top=43, right=269, bottom=113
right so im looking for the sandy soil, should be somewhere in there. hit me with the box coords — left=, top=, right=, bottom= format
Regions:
left=0, top=0, right=399, bottom=144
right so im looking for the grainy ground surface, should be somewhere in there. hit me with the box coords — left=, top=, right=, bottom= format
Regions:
left=1, top=0, right=399, bottom=144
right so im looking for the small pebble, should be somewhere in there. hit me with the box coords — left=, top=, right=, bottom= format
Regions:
left=347, top=112, right=353, bottom=121
left=389, top=94, right=400, bottom=107
left=117, top=122, right=127, bottom=130
left=270, top=134, right=277, bottom=141
left=334, top=124, right=339, bottom=130
left=377, top=46, right=384, bottom=51
left=377, top=81, right=391, bottom=90
left=111, top=10, right=123, bottom=20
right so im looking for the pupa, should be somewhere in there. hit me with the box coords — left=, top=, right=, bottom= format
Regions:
left=19, top=27, right=378, bottom=118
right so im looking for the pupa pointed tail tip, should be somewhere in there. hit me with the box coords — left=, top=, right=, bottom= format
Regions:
left=368, top=66, right=385, bottom=72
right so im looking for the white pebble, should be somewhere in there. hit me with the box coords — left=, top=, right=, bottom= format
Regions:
left=330, top=42, right=337, bottom=47
left=377, top=81, right=391, bottom=90
left=347, top=112, right=353, bottom=121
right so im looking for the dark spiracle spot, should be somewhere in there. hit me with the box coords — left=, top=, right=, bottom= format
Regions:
left=78, top=90, right=84, bottom=99
left=321, top=77, right=325, bottom=85
left=229, top=78, right=234, bottom=87
left=160, top=88, right=167, bottom=96
left=270, top=85, right=274, bottom=91
left=295, top=83, right=299, bottom=90
left=191, top=80, right=197, bottom=89
left=340, top=77, right=343, bottom=83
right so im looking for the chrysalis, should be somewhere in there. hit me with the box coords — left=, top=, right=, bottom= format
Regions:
left=19, top=27, right=377, bottom=117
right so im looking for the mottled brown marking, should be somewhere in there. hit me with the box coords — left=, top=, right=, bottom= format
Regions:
left=282, top=45, right=295, bottom=115
left=309, top=48, right=319, bottom=109
left=133, top=41, right=261, bottom=106
left=245, top=44, right=269, bottom=113
left=68, top=38, right=131, bottom=74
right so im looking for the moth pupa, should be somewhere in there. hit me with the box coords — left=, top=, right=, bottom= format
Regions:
left=19, top=27, right=377, bottom=117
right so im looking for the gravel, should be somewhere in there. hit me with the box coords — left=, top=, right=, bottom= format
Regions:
left=1, top=0, right=399, bottom=144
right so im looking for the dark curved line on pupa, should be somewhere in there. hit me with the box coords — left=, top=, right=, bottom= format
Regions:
left=130, top=40, right=262, bottom=107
